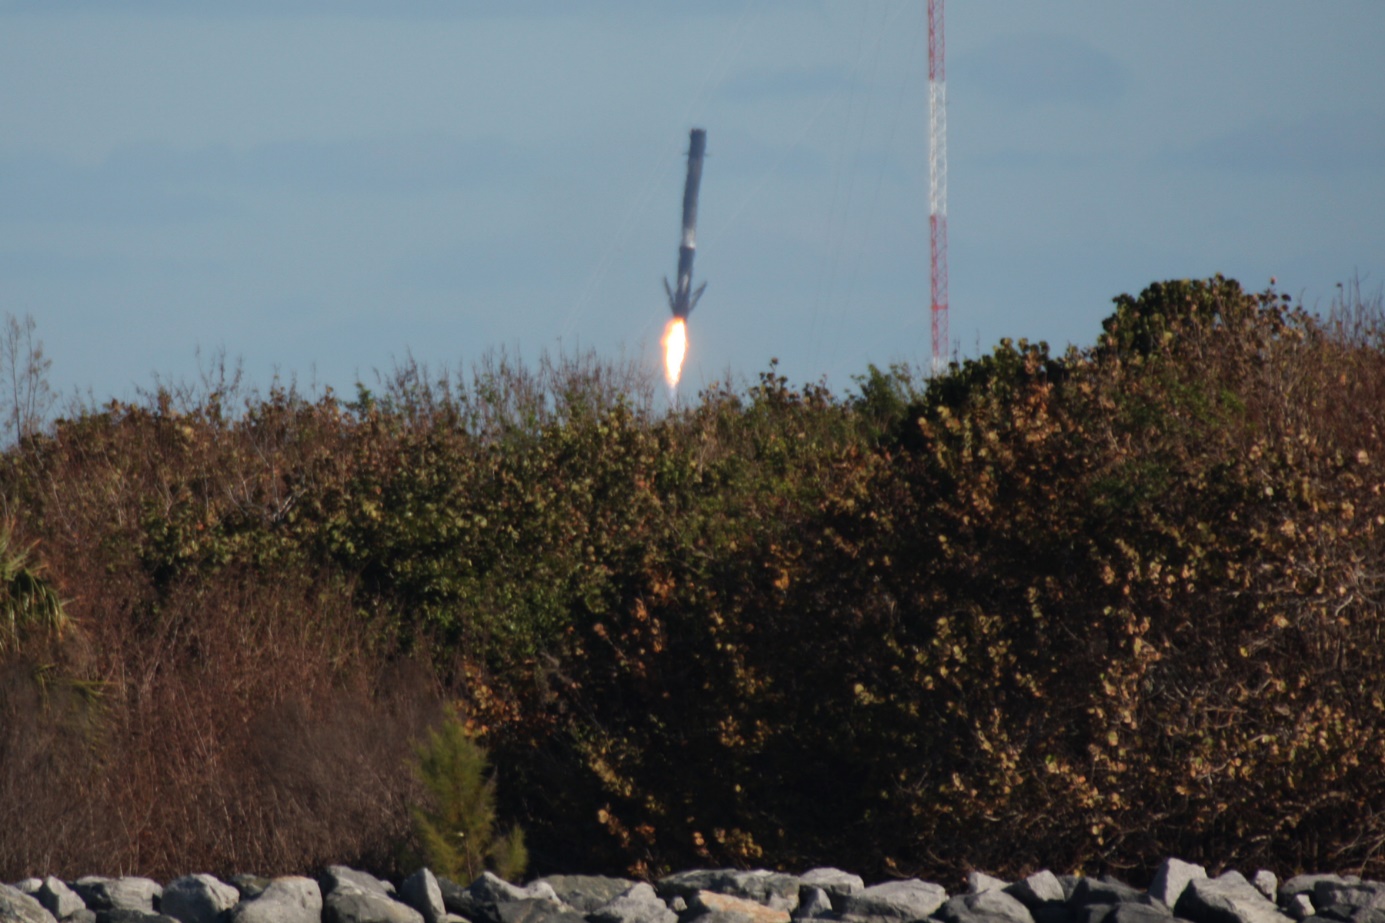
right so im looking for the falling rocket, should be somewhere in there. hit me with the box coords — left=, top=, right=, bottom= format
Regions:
left=665, top=128, right=707, bottom=320
left=661, top=128, right=706, bottom=394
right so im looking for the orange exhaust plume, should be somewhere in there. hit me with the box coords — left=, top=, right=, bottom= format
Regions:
left=662, top=318, right=688, bottom=391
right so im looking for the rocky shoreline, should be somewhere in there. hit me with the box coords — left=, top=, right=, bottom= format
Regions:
left=2, top=860, right=1378, bottom=923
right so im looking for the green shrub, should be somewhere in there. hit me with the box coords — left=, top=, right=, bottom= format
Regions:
left=412, top=711, right=527, bottom=883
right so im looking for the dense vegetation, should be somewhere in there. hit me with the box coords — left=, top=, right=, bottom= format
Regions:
left=2, top=277, right=1383, bottom=886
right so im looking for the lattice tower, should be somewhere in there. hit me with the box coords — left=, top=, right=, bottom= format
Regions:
left=928, top=0, right=949, bottom=374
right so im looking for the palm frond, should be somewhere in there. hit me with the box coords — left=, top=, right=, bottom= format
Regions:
left=0, top=525, right=69, bottom=654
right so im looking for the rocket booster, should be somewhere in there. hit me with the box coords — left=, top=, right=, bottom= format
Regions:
left=666, top=128, right=707, bottom=319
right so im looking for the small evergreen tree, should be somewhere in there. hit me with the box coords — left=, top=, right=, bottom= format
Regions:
left=411, top=711, right=527, bottom=883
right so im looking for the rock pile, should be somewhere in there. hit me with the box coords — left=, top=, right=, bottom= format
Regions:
left=2, top=859, right=1380, bottom=923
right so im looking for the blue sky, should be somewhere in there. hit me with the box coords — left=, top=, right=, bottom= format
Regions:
left=2, top=1, right=1382, bottom=405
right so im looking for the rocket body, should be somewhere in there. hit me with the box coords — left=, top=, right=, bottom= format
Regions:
left=668, top=128, right=707, bottom=319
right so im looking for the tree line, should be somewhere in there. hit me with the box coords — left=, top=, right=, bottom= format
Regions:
left=2, top=277, right=1383, bottom=885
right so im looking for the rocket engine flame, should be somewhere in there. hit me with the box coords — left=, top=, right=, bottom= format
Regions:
left=662, top=318, right=687, bottom=390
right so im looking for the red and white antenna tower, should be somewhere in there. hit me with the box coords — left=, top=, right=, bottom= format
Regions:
left=928, top=0, right=949, bottom=374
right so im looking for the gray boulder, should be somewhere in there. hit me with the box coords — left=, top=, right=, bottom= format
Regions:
left=1307, top=875, right=1385, bottom=920
left=532, top=878, right=634, bottom=916
left=1104, top=905, right=1176, bottom=923
left=1251, top=877, right=1277, bottom=905
left=1006, top=872, right=1067, bottom=910
left=679, top=914, right=744, bottom=923
left=686, top=891, right=792, bottom=923
left=1033, top=905, right=1075, bottom=923
left=93, top=912, right=177, bottom=923
left=969, top=876, right=1012, bottom=897
left=71, top=879, right=161, bottom=915
left=793, top=888, right=833, bottom=920
left=799, top=871, right=864, bottom=903
left=836, top=879, right=948, bottom=921
left=494, top=900, right=584, bottom=923
left=441, top=873, right=558, bottom=923
left=1176, top=873, right=1293, bottom=923
left=319, top=865, right=420, bottom=923
left=588, top=883, right=677, bottom=923
left=1073, top=896, right=1170, bottom=923
left=228, top=879, right=269, bottom=903
left=1074, top=907, right=1113, bottom=923
left=1282, top=896, right=1314, bottom=922
left=228, top=877, right=323, bottom=923
left=657, top=872, right=800, bottom=913
left=161, top=875, right=240, bottom=923
left=324, top=893, right=406, bottom=923
left=1150, top=862, right=1209, bottom=912
left=1069, top=879, right=1150, bottom=909
left=14, top=882, right=44, bottom=898
left=473, top=874, right=555, bottom=906
left=436, top=880, right=468, bottom=918
left=1280, top=878, right=1359, bottom=907
left=320, top=869, right=397, bottom=900
left=37, top=878, right=85, bottom=920
left=1313, top=883, right=1385, bottom=915
left=1, top=883, right=58, bottom=923
left=935, top=889, right=1034, bottom=923
left=399, top=871, right=446, bottom=923
left=66, top=912, right=97, bottom=923
left=1076, top=907, right=1178, bottom=923
left=1317, top=910, right=1385, bottom=923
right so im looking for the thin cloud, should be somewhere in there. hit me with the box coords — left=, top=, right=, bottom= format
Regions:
left=389, top=237, right=589, bottom=294
left=718, top=65, right=853, bottom=101
left=0, top=0, right=745, bottom=22
left=0, top=152, right=224, bottom=223
left=1175, top=110, right=1385, bottom=176
left=0, top=134, right=531, bottom=224
left=954, top=33, right=1129, bottom=110
left=232, top=135, right=533, bottom=194
left=0, top=248, right=124, bottom=284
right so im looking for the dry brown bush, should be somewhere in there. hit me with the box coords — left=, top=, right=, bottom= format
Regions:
left=0, top=560, right=443, bottom=880
left=0, top=380, right=445, bottom=878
